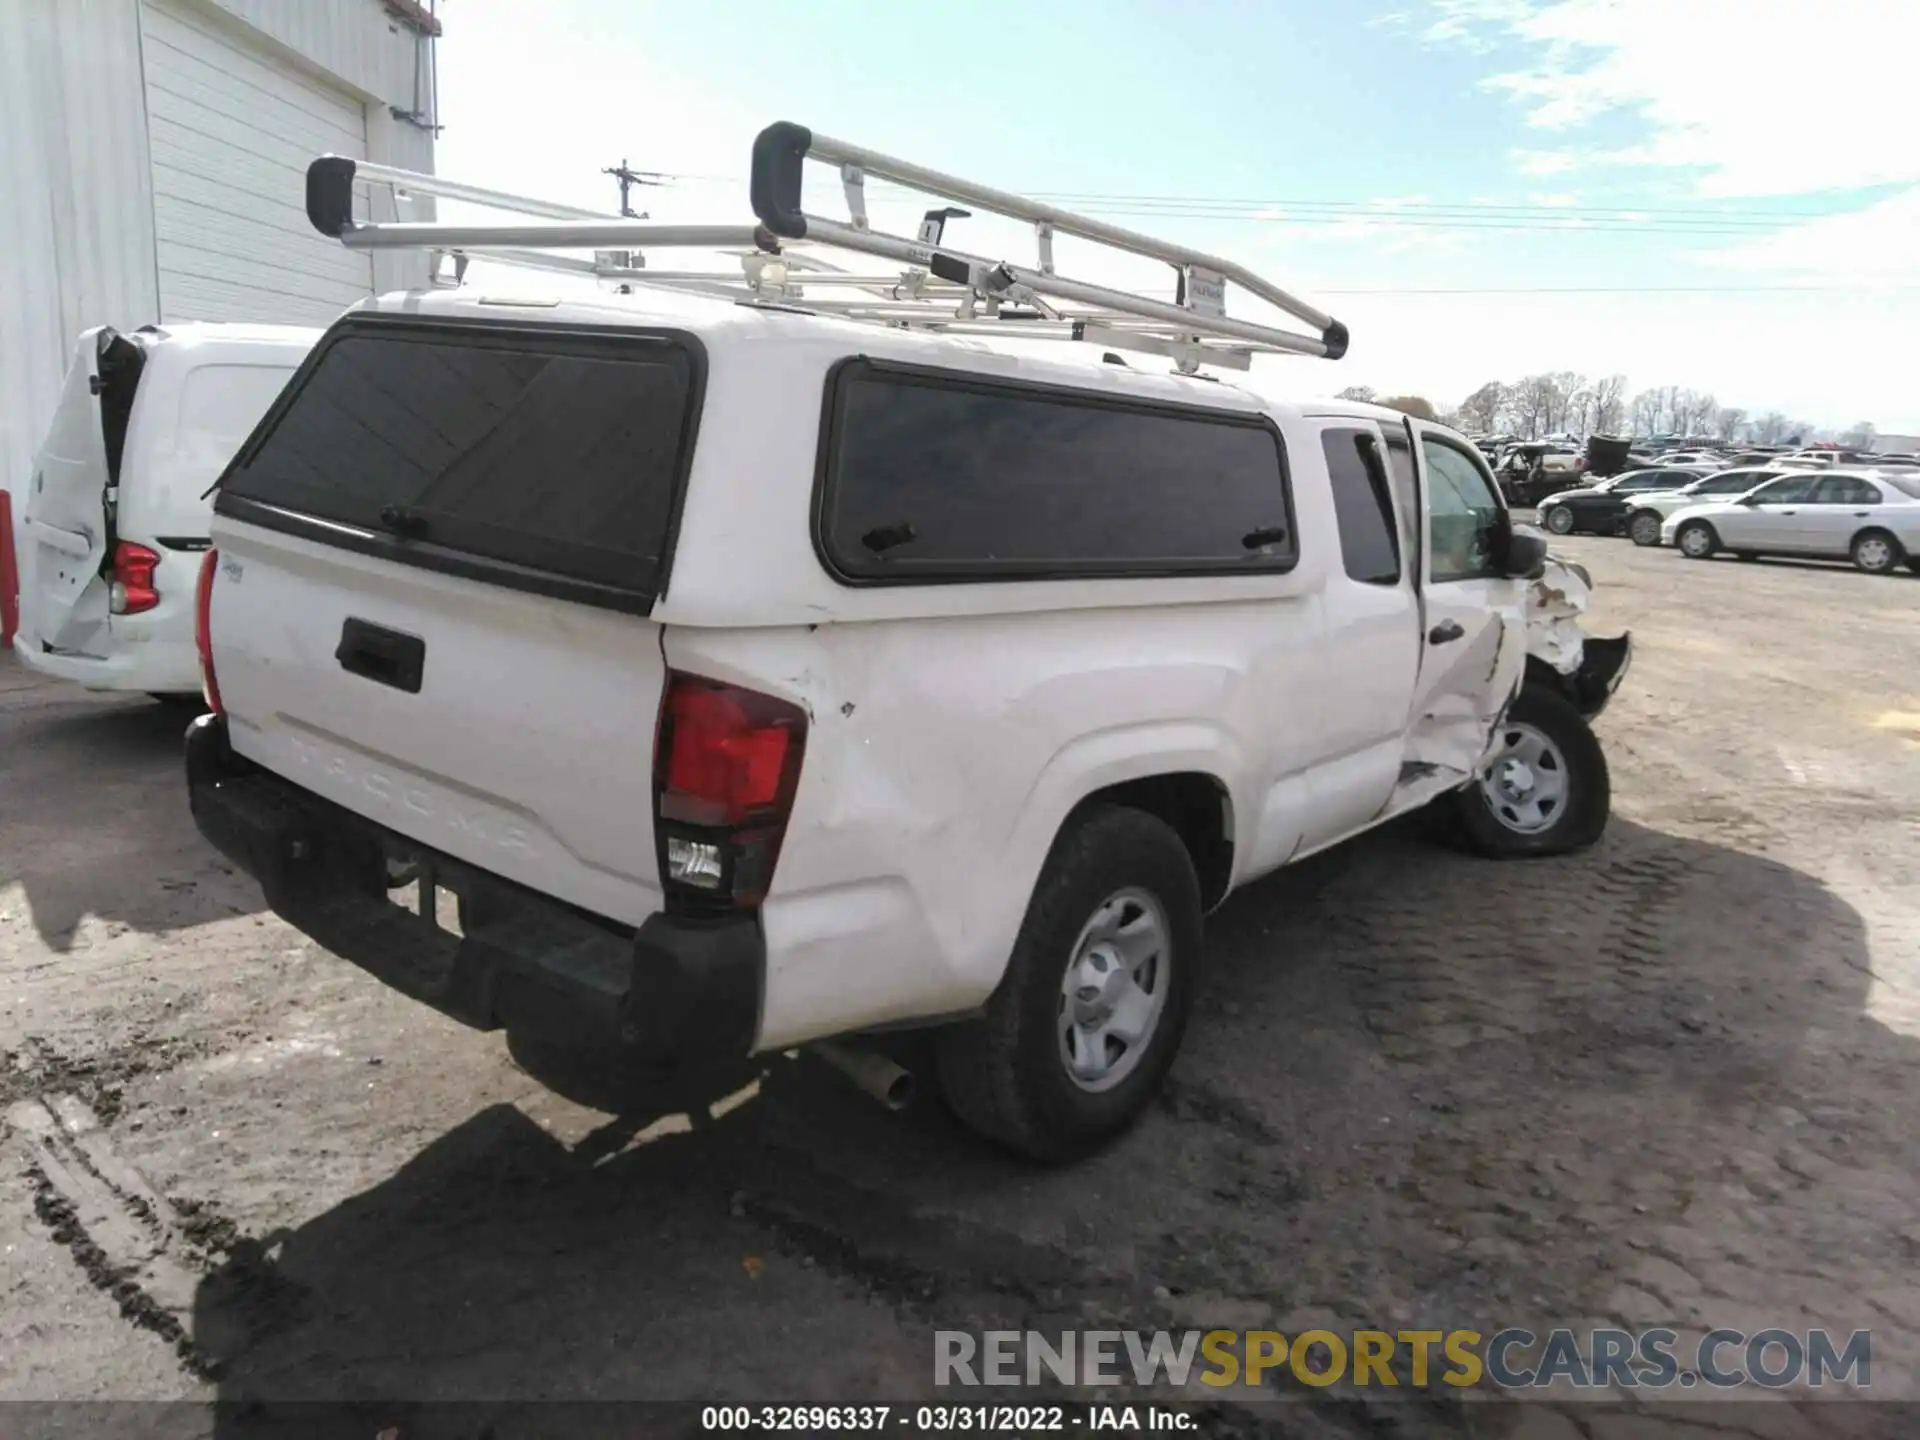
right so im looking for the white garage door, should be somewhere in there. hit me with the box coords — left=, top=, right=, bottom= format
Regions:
left=139, top=0, right=375, bottom=325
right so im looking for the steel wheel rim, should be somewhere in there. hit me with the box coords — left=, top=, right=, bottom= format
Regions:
left=1857, top=537, right=1892, bottom=570
left=1546, top=507, right=1574, bottom=534
left=1631, top=514, right=1661, bottom=545
left=1479, top=721, right=1571, bottom=836
left=1679, top=526, right=1712, bottom=557
left=1057, top=887, right=1172, bottom=1093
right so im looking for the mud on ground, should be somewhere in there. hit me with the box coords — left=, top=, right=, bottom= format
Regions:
left=2, top=539, right=1917, bottom=1438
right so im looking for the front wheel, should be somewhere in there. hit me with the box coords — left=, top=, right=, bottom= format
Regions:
left=1627, top=511, right=1663, bottom=547
left=1851, top=529, right=1902, bottom=575
left=938, top=806, right=1202, bottom=1162
left=1447, top=687, right=1611, bottom=858
left=1543, top=505, right=1577, bottom=535
left=1675, top=521, right=1719, bottom=560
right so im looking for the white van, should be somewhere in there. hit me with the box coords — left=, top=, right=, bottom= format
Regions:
left=17, top=323, right=316, bottom=698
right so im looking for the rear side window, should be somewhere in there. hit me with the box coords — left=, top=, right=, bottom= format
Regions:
left=1320, top=427, right=1400, bottom=584
left=818, top=361, right=1294, bottom=581
left=217, top=320, right=702, bottom=609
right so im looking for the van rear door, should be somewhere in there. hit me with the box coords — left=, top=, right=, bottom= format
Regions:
left=21, top=327, right=147, bottom=656
left=205, top=312, right=704, bottom=925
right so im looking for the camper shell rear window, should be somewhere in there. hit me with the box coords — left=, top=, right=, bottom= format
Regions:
left=214, top=315, right=705, bottom=613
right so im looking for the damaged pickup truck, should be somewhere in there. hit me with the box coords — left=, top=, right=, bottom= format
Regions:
left=184, top=296, right=1631, bottom=1162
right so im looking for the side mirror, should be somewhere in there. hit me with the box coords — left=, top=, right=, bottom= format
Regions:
left=1736, top=495, right=1762, bottom=507
left=1502, top=527, right=1548, bottom=579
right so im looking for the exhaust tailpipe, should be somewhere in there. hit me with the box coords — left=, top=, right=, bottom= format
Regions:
left=812, top=1041, right=915, bottom=1112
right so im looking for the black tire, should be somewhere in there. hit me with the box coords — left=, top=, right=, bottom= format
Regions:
left=1850, top=528, right=1902, bottom=575
left=937, top=806, right=1202, bottom=1162
left=1627, top=510, right=1663, bottom=547
left=1674, top=520, right=1719, bottom=560
left=1543, top=505, right=1576, bottom=536
left=1446, top=687, right=1610, bottom=859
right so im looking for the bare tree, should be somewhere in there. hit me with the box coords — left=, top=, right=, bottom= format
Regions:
left=1590, top=374, right=1628, bottom=434
left=1547, top=372, right=1585, bottom=433
left=1457, top=381, right=1505, bottom=434
left=1752, top=410, right=1790, bottom=444
left=1509, top=374, right=1559, bottom=439
left=1715, top=407, right=1747, bottom=442
left=1377, top=395, right=1437, bottom=420
left=1841, top=420, right=1877, bottom=448
left=1629, top=389, right=1663, bottom=438
left=1336, top=385, right=1377, bottom=403
left=1686, top=392, right=1718, bottom=436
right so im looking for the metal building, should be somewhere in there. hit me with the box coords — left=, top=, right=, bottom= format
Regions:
left=0, top=0, right=442, bottom=504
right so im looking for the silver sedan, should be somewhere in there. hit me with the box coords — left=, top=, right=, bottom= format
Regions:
left=1661, top=470, right=1920, bottom=574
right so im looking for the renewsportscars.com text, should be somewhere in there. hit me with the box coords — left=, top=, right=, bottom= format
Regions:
left=935, top=1327, right=1872, bottom=1391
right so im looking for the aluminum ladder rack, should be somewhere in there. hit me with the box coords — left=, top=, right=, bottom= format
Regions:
left=303, top=121, right=1350, bottom=374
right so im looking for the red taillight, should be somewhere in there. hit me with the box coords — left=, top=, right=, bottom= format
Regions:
left=195, top=548, right=223, bottom=715
left=653, top=672, right=807, bottom=909
left=110, top=541, right=160, bottom=614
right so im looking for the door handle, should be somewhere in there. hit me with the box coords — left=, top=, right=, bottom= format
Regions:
left=1853, top=511, right=1870, bottom=517
left=336, top=618, right=426, bottom=693
left=1428, top=619, right=1465, bottom=645
left=1779, top=510, right=1796, bottom=516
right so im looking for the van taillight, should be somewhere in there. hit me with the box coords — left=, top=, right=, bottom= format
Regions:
left=653, top=672, right=807, bottom=910
left=194, top=548, right=223, bottom=715
left=109, top=542, right=160, bottom=614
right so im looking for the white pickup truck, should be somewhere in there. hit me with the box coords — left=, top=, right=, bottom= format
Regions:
left=182, top=128, right=1631, bottom=1160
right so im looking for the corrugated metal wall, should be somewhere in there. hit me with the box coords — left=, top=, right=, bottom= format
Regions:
left=0, top=0, right=161, bottom=506
left=1, top=0, right=435, bottom=509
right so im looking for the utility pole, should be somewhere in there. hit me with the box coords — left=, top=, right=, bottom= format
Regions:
left=602, top=159, right=667, bottom=219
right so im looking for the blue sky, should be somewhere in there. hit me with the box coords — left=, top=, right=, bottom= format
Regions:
left=434, top=0, right=1920, bottom=433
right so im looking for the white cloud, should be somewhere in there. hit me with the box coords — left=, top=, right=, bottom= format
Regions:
left=1510, top=149, right=1577, bottom=177
left=1702, top=187, right=1920, bottom=281
left=1528, top=193, right=1577, bottom=207
left=1413, top=0, right=1920, bottom=197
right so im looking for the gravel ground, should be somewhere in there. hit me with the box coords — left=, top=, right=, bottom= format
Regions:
left=2, top=537, right=1917, bottom=1437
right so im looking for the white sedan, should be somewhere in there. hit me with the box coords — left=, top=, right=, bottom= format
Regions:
left=1661, top=470, right=1920, bottom=574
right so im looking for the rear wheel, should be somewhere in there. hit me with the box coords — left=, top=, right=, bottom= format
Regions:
left=1675, top=521, right=1719, bottom=560
left=1851, top=529, right=1901, bottom=575
left=1627, top=511, right=1663, bottom=547
left=938, top=806, right=1201, bottom=1162
left=1448, top=687, right=1610, bottom=858
left=1543, top=505, right=1576, bottom=535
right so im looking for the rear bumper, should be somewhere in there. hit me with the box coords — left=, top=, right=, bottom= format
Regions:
left=184, top=713, right=764, bottom=1081
left=16, top=634, right=200, bottom=694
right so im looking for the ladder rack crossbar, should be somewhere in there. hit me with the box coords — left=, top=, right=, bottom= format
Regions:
left=300, top=122, right=1352, bottom=372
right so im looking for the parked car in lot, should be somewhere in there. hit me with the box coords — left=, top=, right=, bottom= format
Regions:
left=1622, top=467, right=1792, bottom=546
left=1665, top=470, right=1920, bottom=573
left=16, top=322, right=316, bottom=699
left=1536, top=468, right=1714, bottom=536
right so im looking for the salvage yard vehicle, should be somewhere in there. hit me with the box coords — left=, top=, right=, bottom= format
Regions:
left=1536, top=468, right=1713, bottom=536
left=17, top=323, right=317, bottom=700
left=1623, top=467, right=1791, bottom=546
left=1666, top=469, right=1920, bottom=574
left=183, top=126, right=1632, bottom=1161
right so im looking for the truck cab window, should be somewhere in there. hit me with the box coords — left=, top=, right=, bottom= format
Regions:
left=1421, top=438, right=1503, bottom=582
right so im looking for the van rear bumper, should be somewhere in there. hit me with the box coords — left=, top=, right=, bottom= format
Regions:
left=184, top=713, right=763, bottom=1082
left=17, top=635, right=200, bottom=695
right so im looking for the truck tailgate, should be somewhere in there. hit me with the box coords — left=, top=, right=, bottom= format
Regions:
left=213, top=525, right=667, bottom=924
